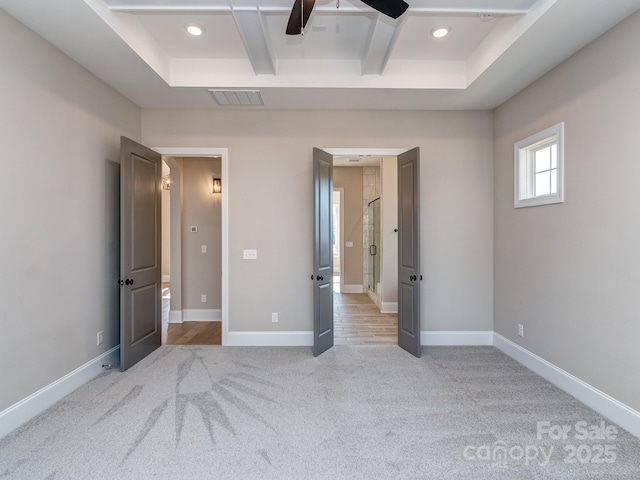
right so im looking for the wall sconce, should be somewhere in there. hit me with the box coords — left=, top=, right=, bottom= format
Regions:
left=212, top=177, right=222, bottom=194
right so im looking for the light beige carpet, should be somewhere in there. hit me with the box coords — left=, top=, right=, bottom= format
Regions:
left=1, top=345, right=639, bottom=479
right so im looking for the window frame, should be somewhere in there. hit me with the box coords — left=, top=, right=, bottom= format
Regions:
left=514, top=122, right=564, bottom=208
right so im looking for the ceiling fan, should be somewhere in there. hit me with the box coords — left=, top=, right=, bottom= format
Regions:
left=286, top=0, right=409, bottom=35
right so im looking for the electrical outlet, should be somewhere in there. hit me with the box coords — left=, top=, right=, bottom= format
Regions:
left=97, top=331, right=104, bottom=345
left=201, top=294, right=207, bottom=303
left=201, top=245, right=207, bottom=253
left=518, top=324, right=524, bottom=337
left=272, top=312, right=278, bottom=323
left=243, top=249, right=257, bottom=260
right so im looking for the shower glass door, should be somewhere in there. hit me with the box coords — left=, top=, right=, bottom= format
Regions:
left=368, top=198, right=381, bottom=294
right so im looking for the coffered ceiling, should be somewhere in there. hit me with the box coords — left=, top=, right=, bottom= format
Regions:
left=2, top=0, right=639, bottom=109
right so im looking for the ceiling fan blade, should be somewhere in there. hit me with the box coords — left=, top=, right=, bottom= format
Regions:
left=286, top=0, right=317, bottom=35
left=360, top=0, right=409, bottom=19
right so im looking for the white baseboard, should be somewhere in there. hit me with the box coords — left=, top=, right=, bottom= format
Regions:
left=227, top=330, right=493, bottom=347
left=0, top=346, right=120, bottom=440
left=343, top=285, right=364, bottom=294
left=161, top=275, right=170, bottom=283
left=168, top=310, right=183, bottom=324
left=493, top=333, right=640, bottom=439
left=182, top=309, right=222, bottom=322
left=421, top=331, right=494, bottom=346
left=226, top=331, right=313, bottom=346
left=380, top=302, right=398, bottom=313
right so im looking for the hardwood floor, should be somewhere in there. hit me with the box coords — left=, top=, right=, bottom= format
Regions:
left=334, top=292, right=397, bottom=345
left=166, top=321, right=221, bottom=345
left=160, top=286, right=394, bottom=346
left=161, top=284, right=221, bottom=345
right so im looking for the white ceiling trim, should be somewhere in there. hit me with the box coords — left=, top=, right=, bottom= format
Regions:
left=88, top=0, right=542, bottom=90
left=466, top=0, right=556, bottom=86
left=361, top=14, right=404, bottom=75
left=2, top=0, right=639, bottom=110
left=103, top=0, right=535, bottom=15
left=230, top=5, right=276, bottom=75
left=84, top=0, right=171, bottom=82
left=169, top=58, right=469, bottom=89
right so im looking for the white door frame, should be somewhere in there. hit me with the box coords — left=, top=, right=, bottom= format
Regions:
left=333, top=187, right=345, bottom=293
left=325, top=148, right=406, bottom=296
left=323, top=148, right=407, bottom=157
left=153, top=147, right=229, bottom=346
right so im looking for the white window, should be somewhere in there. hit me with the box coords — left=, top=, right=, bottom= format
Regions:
left=514, top=122, right=564, bottom=208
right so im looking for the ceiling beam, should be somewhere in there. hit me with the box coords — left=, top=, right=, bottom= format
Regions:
left=229, top=5, right=276, bottom=75
left=361, top=14, right=404, bottom=76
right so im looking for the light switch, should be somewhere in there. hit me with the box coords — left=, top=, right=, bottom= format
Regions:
left=201, top=245, right=207, bottom=253
left=345, top=241, right=354, bottom=248
left=243, top=249, right=257, bottom=260
left=190, top=226, right=198, bottom=233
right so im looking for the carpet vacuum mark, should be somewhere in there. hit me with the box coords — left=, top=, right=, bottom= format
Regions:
left=1, top=346, right=639, bottom=479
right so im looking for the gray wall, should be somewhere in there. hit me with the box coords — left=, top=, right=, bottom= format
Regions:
left=182, top=157, right=222, bottom=310
left=333, top=167, right=364, bottom=287
left=142, top=109, right=494, bottom=333
left=0, top=10, right=141, bottom=411
left=494, top=9, right=640, bottom=411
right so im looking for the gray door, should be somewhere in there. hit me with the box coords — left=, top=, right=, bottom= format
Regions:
left=120, top=137, right=162, bottom=371
left=313, top=148, right=334, bottom=356
left=397, top=147, right=421, bottom=357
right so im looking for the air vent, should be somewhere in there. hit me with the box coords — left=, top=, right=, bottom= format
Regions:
left=208, top=89, right=264, bottom=106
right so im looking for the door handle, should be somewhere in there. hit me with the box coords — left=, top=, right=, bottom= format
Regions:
left=369, top=245, right=377, bottom=256
left=118, top=279, right=124, bottom=286
left=317, top=275, right=324, bottom=281
left=410, top=275, right=416, bottom=281
left=125, top=279, right=134, bottom=286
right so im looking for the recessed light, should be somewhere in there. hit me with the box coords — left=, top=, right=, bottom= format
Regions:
left=185, top=23, right=205, bottom=36
left=431, top=27, right=450, bottom=38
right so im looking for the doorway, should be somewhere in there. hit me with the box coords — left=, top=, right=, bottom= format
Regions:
left=331, top=153, right=399, bottom=345
left=154, top=147, right=229, bottom=345
left=333, top=188, right=344, bottom=294
left=314, top=147, right=421, bottom=356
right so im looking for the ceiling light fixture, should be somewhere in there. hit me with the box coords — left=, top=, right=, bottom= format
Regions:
left=185, top=23, right=205, bottom=36
left=431, top=27, right=450, bottom=38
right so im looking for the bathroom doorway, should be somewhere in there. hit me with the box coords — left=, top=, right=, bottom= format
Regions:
left=331, top=155, right=398, bottom=345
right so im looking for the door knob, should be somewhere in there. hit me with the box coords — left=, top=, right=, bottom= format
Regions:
left=118, top=279, right=124, bottom=286
left=125, top=278, right=134, bottom=286
left=410, top=275, right=416, bottom=281
left=317, top=275, right=324, bottom=281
